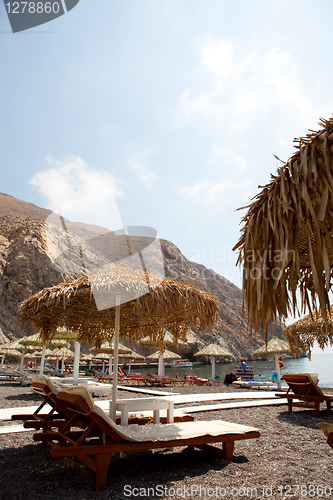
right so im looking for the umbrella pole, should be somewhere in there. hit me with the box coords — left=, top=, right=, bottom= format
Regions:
left=109, top=353, right=113, bottom=383
left=40, top=345, right=46, bottom=375
left=110, top=295, right=121, bottom=421
left=0, top=355, right=4, bottom=371
left=73, top=341, right=80, bottom=385
left=158, top=353, right=164, bottom=377
left=211, top=356, right=216, bottom=386
left=275, top=354, right=281, bottom=390
left=128, top=360, right=132, bottom=375
left=20, top=350, right=25, bottom=373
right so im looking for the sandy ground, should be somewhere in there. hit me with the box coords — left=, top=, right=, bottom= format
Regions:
left=1, top=379, right=333, bottom=500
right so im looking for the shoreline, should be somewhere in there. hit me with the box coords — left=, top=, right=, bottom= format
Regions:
left=1, top=380, right=333, bottom=499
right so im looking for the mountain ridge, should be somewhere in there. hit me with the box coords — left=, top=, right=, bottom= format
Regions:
left=0, top=193, right=284, bottom=358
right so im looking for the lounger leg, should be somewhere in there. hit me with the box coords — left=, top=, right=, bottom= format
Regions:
left=287, top=399, right=293, bottom=412
left=196, top=443, right=234, bottom=460
left=222, top=441, right=234, bottom=461
left=327, top=401, right=331, bottom=412
left=95, top=453, right=112, bottom=492
left=315, top=401, right=320, bottom=417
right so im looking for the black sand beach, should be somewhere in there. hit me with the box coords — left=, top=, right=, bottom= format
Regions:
left=1, top=380, right=333, bottom=500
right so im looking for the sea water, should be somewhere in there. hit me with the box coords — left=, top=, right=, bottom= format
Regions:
left=143, top=353, right=333, bottom=388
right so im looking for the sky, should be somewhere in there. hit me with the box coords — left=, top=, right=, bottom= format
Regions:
left=1, top=0, right=333, bottom=352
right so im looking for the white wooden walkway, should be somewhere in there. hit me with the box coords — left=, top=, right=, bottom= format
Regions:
left=0, top=391, right=288, bottom=435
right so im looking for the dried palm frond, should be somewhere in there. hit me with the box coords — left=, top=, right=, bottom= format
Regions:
left=233, top=116, right=333, bottom=337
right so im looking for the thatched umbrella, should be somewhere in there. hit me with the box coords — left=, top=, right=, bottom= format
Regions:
left=233, top=116, right=333, bottom=344
left=90, top=340, right=133, bottom=377
left=80, top=352, right=96, bottom=370
left=19, top=333, right=68, bottom=375
left=194, top=344, right=233, bottom=386
left=0, top=340, right=25, bottom=372
left=146, top=349, right=181, bottom=377
left=140, top=329, right=186, bottom=377
left=253, top=337, right=291, bottom=389
left=0, top=347, right=21, bottom=370
left=18, top=265, right=219, bottom=420
left=53, top=328, right=83, bottom=383
left=119, top=349, right=144, bottom=375
left=284, top=306, right=333, bottom=357
left=52, top=346, right=75, bottom=375
left=94, top=352, right=110, bottom=375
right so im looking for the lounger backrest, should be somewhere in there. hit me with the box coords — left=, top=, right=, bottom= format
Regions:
left=282, top=373, right=325, bottom=398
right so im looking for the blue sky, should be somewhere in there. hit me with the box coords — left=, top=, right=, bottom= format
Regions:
left=1, top=0, right=333, bottom=351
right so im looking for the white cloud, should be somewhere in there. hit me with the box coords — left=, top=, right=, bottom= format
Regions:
left=176, top=36, right=322, bottom=145
left=127, top=153, right=157, bottom=188
left=179, top=178, right=252, bottom=207
left=211, top=146, right=249, bottom=173
left=29, top=155, right=124, bottom=230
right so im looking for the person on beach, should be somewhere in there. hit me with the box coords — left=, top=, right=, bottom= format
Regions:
left=240, top=358, right=246, bottom=374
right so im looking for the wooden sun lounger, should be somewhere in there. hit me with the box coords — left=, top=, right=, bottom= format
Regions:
left=31, top=386, right=260, bottom=492
left=275, top=373, right=333, bottom=416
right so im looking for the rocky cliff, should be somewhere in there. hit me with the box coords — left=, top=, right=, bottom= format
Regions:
left=0, top=193, right=284, bottom=358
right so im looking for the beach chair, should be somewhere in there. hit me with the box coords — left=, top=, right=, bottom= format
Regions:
left=32, top=385, right=260, bottom=492
left=275, top=373, right=333, bottom=416
left=11, top=377, right=88, bottom=431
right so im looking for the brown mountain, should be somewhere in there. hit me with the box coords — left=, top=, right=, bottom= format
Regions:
left=0, top=193, right=284, bottom=357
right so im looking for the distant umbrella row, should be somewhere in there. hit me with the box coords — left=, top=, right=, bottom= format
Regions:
left=0, top=328, right=238, bottom=380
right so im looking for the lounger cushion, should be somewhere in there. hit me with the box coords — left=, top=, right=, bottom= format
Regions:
left=65, top=386, right=260, bottom=443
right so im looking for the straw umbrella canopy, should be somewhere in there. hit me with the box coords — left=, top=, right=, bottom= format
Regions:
left=24, top=350, right=43, bottom=359
left=194, top=344, right=233, bottom=385
left=253, top=337, right=291, bottom=390
left=233, top=116, right=333, bottom=340
left=18, top=265, right=219, bottom=420
left=140, top=330, right=186, bottom=348
left=120, top=350, right=144, bottom=361
left=0, top=347, right=21, bottom=357
left=1, top=340, right=24, bottom=351
left=52, top=347, right=75, bottom=359
left=284, top=306, right=333, bottom=357
left=19, top=333, right=68, bottom=348
left=146, top=348, right=181, bottom=377
left=146, top=349, right=181, bottom=361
